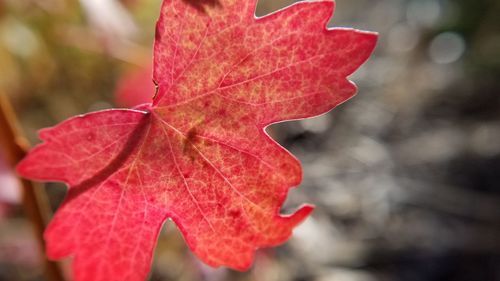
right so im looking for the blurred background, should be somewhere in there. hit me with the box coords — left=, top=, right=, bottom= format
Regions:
left=1, top=0, right=500, bottom=280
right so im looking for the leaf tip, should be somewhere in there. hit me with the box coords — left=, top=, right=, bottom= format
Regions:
left=288, top=204, right=315, bottom=227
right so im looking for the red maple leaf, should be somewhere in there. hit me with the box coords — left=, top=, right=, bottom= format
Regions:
left=17, top=1, right=377, bottom=280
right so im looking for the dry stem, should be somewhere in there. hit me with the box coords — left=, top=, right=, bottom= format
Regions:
left=0, top=93, right=66, bottom=281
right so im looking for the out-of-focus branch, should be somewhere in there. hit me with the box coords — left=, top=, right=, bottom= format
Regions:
left=0, top=93, right=66, bottom=281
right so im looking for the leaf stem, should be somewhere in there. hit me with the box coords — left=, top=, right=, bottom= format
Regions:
left=0, top=93, right=66, bottom=281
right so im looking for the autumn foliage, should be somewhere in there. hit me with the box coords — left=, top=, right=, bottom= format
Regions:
left=17, top=0, right=376, bottom=280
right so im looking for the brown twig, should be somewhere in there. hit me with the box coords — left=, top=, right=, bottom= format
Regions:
left=0, top=93, right=66, bottom=281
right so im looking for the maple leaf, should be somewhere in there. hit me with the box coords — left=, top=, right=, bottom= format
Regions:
left=17, top=1, right=377, bottom=280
